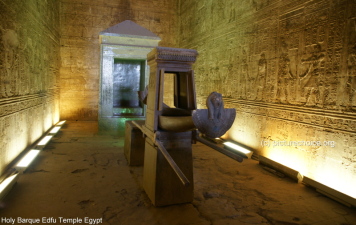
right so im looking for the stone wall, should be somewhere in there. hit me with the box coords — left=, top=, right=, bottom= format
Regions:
left=178, top=0, right=356, bottom=197
left=60, top=0, right=178, bottom=120
left=0, top=0, right=60, bottom=176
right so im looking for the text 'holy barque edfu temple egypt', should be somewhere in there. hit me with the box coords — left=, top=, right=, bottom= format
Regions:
left=0, top=0, right=355, bottom=218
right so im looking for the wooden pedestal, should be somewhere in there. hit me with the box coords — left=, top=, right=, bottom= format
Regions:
left=124, top=121, right=145, bottom=166
left=143, top=131, right=194, bottom=206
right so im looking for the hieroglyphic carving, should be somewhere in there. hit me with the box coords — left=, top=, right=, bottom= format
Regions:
left=254, top=53, right=267, bottom=101
left=275, top=38, right=296, bottom=104
left=346, top=43, right=356, bottom=111
left=0, top=0, right=60, bottom=176
left=300, top=43, right=326, bottom=107
left=240, top=49, right=250, bottom=99
left=344, top=16, right=356, bottom=111
left=1, top=29, right=19, bottom=97
left=0, top=93, right=57, bottom=117
left=180, top=0, right=356, bottom=195
left=182, top=0, right=355, bottom=111
left=253, top=0, right=271, bottom=11
left=224, top=98, right=356, bottom=134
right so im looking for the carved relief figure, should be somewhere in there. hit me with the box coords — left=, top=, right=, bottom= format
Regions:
left=240, top=49, right=250, bottom=99
left=300, top=43, right=325, bottom=107
left=229, top=5, right=236, bottom=22
left=346, top=44, right=356, bottom=111
left=0, top=28, right=4, bottom=97
left=232, top=60, right=239, bottom=98
left=206, top=91, right=224, bottom=121
left=253, top=0, right=270, bottom=11
left=1, top=28, right=19, bottom=97
left=255, top=53, right=267, bottom=101
left=276, top=39, right=295, bottom=104
left=224, top=63, right=234, bottom=98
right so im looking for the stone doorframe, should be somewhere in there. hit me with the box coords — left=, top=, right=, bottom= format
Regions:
left=99, top=20, right=160, bottom=133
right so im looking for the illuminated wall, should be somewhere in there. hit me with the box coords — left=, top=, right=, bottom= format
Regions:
left=178, top=0, right=356, bottom=198
left=0, top=0, right=60, bottom=176
left=60, top=0, right=178, bottom=120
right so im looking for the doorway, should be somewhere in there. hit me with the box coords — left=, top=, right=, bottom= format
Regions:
left=98, top=20, right=160, bottom=133
left=113, top=59, right=146, bottom=117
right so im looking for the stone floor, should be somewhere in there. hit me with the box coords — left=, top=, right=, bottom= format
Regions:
left=0, top=121, right=355, bottom=225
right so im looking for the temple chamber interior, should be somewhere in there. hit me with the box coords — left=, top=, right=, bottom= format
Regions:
left=0, top=0, right=355, bottom=224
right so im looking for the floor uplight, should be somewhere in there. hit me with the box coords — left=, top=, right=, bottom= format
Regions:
left=16, top=150, right=41, bottom=168
left=223, top=141, right=253, bottom=158
left=303, top=176, right=356, bottom=207
left=56, top=120, right=66, bottom=126
left=37, top=135, right=53, bottom=147
left=0, top=174, right=19, bottom=200
left=49, top=126, right=61, bottom=134
left=259, top=155, right=303, bottom=183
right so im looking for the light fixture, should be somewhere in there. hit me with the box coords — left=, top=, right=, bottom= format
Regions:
left=56, top=120, right=66, bottom=126
left=0, top=174, right=19, bottom=200
left=223, top=141, right=253, bottom=159
left=201, top=135, right=223, bottom=144
left=259, top=155, right=303, bottom=183
left=37, top=135, right=53, bottom=149
left=16, top=150, right=41, bottom=169
left=49, top=126, right=61, bottom=134
left=303, top=176, right=356, bottom=207
left=195, top=135, right=243, bottom=162
left=0, top=122, right=65, bottom=200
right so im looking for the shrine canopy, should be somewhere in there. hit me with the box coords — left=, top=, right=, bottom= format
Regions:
left=100, top=20, right=160, bottom=40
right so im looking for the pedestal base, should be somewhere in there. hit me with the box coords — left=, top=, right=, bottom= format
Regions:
left=124, top=121, right=145, bottom=166
left=143, top=131, right=194, bottom=206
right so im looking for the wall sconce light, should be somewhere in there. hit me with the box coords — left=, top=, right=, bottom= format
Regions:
left=16, top=150, right=41, bottom=170
left=223, top=141, right=253, bottom=159
left=303, top=176, right=356, bottom=207
left=0, top=174, right=19, bottom=200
